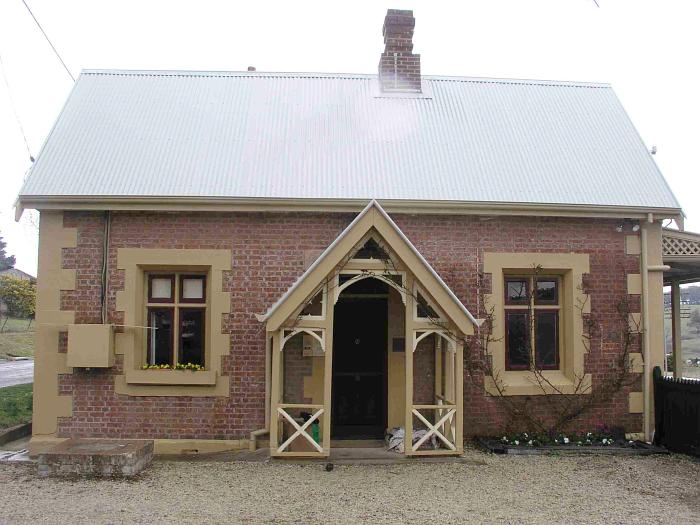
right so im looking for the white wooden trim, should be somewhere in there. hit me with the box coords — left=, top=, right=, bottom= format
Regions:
left=412, top=329, right=456, bottom=353
left=334, top=270, right=407, bottom=305
left=412, top=282, right=447, bottom=322
left=277, top=406, right=324, bottom=453
left=412, top=407, right=457, bottom=451
left=297, top=286, right=327, bottom=322
left=281, top=328, right=325, bottom=352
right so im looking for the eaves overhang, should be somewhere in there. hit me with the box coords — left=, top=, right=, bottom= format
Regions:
left=15, top=195, right=685, bottom=223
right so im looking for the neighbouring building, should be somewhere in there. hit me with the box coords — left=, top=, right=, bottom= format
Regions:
left=0, top=268, right=35, bottom=281
left=16, top=10, right=700, bottom=457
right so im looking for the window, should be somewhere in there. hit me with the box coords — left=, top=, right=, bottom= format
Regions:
left=504, top=276, right=560, bottom=370
left=146, top=272, right=207, bottom=367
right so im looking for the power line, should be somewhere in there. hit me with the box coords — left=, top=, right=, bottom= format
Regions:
left=20, top=0, right=75, bottom=81
left=0, top=52, right=34, bottom=162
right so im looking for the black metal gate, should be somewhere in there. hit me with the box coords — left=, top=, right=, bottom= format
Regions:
left=653, top=366, right=700, bottom=456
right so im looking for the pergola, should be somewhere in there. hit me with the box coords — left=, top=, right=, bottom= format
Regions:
left=662, top=228, right=700, bottom=377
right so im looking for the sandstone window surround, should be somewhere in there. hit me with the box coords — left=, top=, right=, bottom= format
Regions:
left=483, top=252, right=591, bottom=396
left=114, top=248, right=231, bottom=397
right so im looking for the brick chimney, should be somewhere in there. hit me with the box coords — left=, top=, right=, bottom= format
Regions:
left=378, top=9, right=421, bottom=93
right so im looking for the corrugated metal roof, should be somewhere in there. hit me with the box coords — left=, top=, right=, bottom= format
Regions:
left=19, top=69, right=681, bottom=210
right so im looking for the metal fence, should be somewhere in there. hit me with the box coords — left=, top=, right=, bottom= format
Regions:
left=653, top=366, right=700, bottom=456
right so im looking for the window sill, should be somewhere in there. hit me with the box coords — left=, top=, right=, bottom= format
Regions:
left=485, top=371, right=591, bottom=396
left=125, top=369, right=217, bottom=386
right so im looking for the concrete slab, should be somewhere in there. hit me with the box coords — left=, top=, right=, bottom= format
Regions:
left=37, top=439, right=153, bottom=478
left=0, top=359, right=34, bottom=387
left=1, top=434, right=30, bottom=451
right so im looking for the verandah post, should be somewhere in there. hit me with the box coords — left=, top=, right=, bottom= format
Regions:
left=404, top=277, right=414, bottom=456
left=455, top=341, right=464, bottom=453
left=269, top=330, right=282, bottom=452
left=322, top=295, right=335, bottom=455
left=671, top=279, right=683, bottom=379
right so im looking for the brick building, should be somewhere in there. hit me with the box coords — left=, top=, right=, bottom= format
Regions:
left=17, top=10, right=690, bottom=457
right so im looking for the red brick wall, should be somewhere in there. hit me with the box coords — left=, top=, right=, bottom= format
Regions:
left=56, top=211, right=641, bottom=440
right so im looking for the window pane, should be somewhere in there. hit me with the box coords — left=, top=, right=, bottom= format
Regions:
left=150, top=277, right=173, bottom=301
left=536, top=311, right=558, bottom=369
left=506, top=312, right=530, bottom=369
left=179, top=309, right=205, bottom=366
left=148, top=309, right=173, bottom=365
left=536, top=279, right=558, bottom=304
left=506, top=279, right=529, bottom=304
left=300, top=290, right=323, bottom=316
left=182, top=277, right=205, bottom=301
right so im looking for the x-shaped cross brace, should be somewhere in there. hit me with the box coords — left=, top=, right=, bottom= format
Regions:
left=412, top=408, right=457, bottom=451
left=277, top=407, right=324, bottom=453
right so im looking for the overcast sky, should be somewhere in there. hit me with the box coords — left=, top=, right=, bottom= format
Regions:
left=1, top=0, right=698, bottom=275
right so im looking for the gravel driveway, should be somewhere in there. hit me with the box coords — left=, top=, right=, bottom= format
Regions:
left=0, top=449, right=698, bottom=524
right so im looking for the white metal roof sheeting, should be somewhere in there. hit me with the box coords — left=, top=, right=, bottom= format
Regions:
left=19, top=70, right=681, bottom=210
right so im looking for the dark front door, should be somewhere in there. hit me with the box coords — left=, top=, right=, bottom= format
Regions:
left=332, top=280, right=388, bottom=439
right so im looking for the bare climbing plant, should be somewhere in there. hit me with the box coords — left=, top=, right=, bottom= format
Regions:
left=468, top=265, right=641, bottom=435
left=283, top=235, right=640, bottom=436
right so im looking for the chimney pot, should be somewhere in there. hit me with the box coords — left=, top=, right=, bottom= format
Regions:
left=247, top=66, right=256, bottom=72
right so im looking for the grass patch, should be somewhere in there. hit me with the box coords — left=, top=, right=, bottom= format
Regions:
left=0, top=317, right=35, bottom=359
left=0, top=317, right=35, bottom=333
left=0, top=383, right=33, bottom=430
left=0, top=332, right=34, bottom=359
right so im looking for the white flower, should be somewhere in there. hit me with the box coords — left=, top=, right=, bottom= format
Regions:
left=554, top=439, right=559, bottom=444
left=528, top=440, right=533, bottom=446
left=523, top=433, right=528, bottom=438
left=563, top=437, right=570, bottom=444
left=501, top=436, right=507, bottom=442
left=514, top=440, right=519, bottom=445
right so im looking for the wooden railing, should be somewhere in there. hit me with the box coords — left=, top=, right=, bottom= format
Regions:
left=275, top=403, right=325, bottom=456
left=411, top=399, right=457, bottom=453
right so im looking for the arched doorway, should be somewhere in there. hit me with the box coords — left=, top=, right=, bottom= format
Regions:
left=331, top=277, right=389, bottom=439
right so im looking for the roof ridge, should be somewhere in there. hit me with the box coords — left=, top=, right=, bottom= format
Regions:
left=79, top=69, right=610, bottom=88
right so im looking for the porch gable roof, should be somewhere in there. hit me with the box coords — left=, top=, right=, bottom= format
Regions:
left=258, top=200, right=481, bottom=334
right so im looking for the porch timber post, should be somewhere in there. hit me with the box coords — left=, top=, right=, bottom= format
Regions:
left=322, top=292, right=334, bottom=455
left=455, top=341, right=464, bottom=453
left=671, top=279, right=683, bottom=378
left=404, top=277, right=414, bottom=456
left=434, top=338, right=442, bottom=398
left=269, top=330, right=282, bottom=452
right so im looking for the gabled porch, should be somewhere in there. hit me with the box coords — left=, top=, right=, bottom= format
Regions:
left=257, top=201, right=481, bottom=458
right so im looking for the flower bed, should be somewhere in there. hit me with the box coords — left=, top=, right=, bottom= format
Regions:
left=476, top=430, right=667, bottom=455
left=140, top=363, right=204, bottom=371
